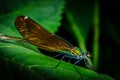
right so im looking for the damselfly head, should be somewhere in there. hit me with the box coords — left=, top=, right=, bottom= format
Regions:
left=83, top=51, right=94, bottom=70
left=71, top=48, right=94, bottom=70
left=71, top=47, right=91, bottom=58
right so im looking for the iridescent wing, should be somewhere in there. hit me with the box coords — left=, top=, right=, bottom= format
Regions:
left=15, top=16, right=74, bottom=52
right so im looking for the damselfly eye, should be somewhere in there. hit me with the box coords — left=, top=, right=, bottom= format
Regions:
left=86, top=51, right=91, bottom=58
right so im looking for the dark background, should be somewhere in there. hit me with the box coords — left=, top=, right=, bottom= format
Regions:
left=100, top=0, right=120, bottom=79
left=58, top=0, right=120, bottom=79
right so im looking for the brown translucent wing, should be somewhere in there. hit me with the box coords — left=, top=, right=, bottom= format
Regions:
left=15, top=16, right=74, bottom=52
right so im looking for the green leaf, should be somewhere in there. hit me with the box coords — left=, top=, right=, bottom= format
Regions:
left=0, top=0, right=65, bottom=36
left=65, top=0, right=94, bottom=50
left=92, top=1, right=100, bottom=69
left=0, top=42, right=113, bottom=80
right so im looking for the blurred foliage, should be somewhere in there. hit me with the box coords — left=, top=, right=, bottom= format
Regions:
left=0, top=0, right=119, bottom=80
